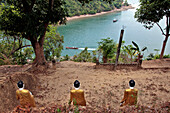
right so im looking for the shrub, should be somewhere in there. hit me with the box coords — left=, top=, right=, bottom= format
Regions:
left=73, top=47, right=92, bottom=62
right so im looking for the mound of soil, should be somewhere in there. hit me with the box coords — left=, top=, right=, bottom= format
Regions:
left=0, top=72, right=38, bottom=112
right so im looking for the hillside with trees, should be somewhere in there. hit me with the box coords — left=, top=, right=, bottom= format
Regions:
left=65, top=0, right=126, bottom=17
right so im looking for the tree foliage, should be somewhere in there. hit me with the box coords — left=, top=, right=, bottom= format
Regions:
left=0, top=31, right=32, bottom=65
left=123, top=0, right=129, bottom=6
left=131, top=41, right=147, bottom=55
left=44, top=25, right=64, bottom=61
left=73, top=47, right=92, bottom=62
left=65, top=0, right=123, bottom=17
left=98, top=37, right=117, bottom=63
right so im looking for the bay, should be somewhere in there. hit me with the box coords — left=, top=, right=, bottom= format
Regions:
left=57, top=0, right=170, bottom=58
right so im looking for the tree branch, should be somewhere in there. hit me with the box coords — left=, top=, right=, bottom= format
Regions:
left=15, top=45, right=31, bottom=52
left=8, top=45, right=31, bottom=57
left=156, top=23, right=166, bottom=36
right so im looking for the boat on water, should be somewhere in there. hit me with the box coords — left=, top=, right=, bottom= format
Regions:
left=113, top=19, right=118, bottom=22
left=66, top=47, right=78, bottom=49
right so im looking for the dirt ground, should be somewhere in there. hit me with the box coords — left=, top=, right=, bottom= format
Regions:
left=0, top=59, right=170, bottom=112
left=34, top=59, right=170, bottom=110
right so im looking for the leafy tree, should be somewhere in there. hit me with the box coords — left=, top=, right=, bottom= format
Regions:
left=0, top=31, right=31, bottom=65
left=0, top=0, right=115, bottom=68
left=0, top=0, right=67, bottom=67
left=98, top=37, right=117, bottom=63
left=44, top=25, right=64, bottom=61
left=135, top=0, right=170, bottom=59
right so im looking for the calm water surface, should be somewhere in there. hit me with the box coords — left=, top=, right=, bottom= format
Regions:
left=58, top=1, right=169, bottom=57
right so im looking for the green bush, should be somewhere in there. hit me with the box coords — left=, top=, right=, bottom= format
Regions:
left=154, top=54, right=160, bottom=59
left=61, top=55, right=70, bottom=61
left=147, top=54, right=170, bottom=60
left=92, top=57, right=97, bottom=63
left=163, top=54, right=170, bottom=58
left=73, top=47, right=92, bottom=62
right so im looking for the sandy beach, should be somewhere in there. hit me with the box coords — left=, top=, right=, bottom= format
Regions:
left=66, top=5, right=134, bottom=21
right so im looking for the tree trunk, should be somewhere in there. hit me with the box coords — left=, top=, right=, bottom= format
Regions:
left=29, top=23, right=49, bottom=69
left=103, top=56, right=107, bottom=63
left=31, top=40, right=47, bottom=67
left=160, top=16, right=169, bottom=59
left=160, top=35, right=169, bottom=59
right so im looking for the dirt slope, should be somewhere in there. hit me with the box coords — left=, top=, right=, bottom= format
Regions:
left=0, top=59, right=170, bottom=112
left=35, top=60, right=170, bottom=110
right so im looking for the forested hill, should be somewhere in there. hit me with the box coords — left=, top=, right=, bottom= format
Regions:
left=0, top=0, right=128, bottom=17
left=65, top=0, right=129, bottom=17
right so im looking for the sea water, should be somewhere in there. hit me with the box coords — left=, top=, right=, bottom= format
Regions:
left=58, top=3, right=169, bottom=58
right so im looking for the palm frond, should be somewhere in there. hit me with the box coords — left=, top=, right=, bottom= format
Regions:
left=134, top=51, right=138, bottom=55
left=132, top=41, right=139, bottom=51
left=131, top=47, right=137, bottom=50
left=124, top=46, right=129, bottom=50
left=133, top=51, right=137, bottom=55
left=141, top=47, right=147, bottom=51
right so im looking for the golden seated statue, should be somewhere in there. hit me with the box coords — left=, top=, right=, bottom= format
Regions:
left=69, top=80, right=86, bottom=106
left=16, top=81, right=36, bottom=108
left=120, top=80, right=138, bottom=106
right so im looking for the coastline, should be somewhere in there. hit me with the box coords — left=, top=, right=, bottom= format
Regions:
left=66, top=5, right=134, bottom=21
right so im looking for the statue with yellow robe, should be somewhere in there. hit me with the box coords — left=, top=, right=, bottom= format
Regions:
left=120, top=80, right=138, bottom=106
left=69, top=80, right=86, bottom=106
left=16, top=80, right=36, bottom=108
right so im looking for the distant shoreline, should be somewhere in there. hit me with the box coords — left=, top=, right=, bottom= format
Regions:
left=66, top=5, right=134, bottom=21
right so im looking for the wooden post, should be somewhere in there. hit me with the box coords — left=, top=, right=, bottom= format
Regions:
left=114, top=29, right=124, bottom=70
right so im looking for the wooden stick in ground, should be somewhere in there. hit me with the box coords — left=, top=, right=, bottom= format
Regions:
left=114, top=29, right=124, bottom=70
